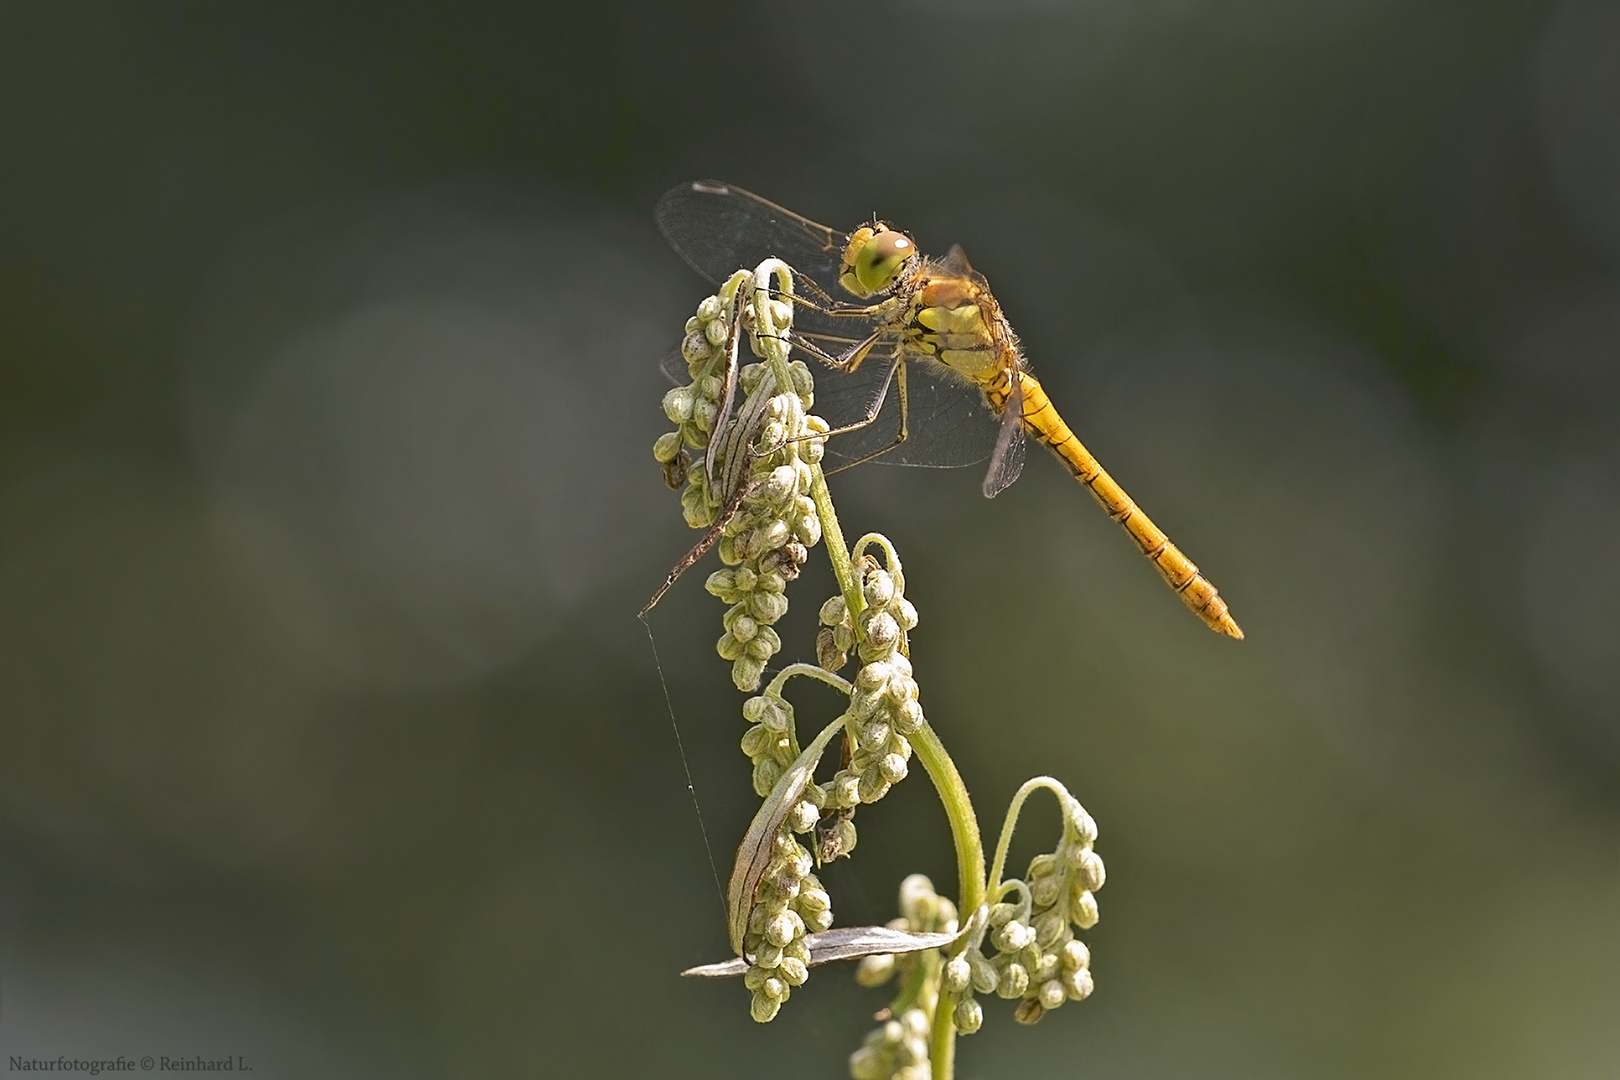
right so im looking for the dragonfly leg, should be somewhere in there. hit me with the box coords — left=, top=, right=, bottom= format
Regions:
left=752, top=275, right=889, bottom=320
left=820, top=356, right=914, bottom=474
left=640, top=469, right=756, bottom=616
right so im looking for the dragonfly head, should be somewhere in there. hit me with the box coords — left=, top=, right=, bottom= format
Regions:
left=839, top=224, right=918, bottom=299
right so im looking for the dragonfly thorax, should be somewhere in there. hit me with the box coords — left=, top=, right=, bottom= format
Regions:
left=839, top=224, right=919, bottom=299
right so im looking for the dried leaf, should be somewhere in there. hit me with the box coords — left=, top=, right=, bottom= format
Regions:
left=726, top=716, right=848, bottom=955
left=685, top=905, right=987, bottom=979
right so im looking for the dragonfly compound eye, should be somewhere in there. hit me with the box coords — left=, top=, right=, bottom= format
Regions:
left=845, top=228, right=916, bottom=298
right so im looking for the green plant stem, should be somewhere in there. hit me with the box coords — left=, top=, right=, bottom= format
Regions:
left=755, top=258, right=984, bottom=1080
left=988, top=776, right=1069, bottom=897
left=915, top=719, right=985, bottom=1080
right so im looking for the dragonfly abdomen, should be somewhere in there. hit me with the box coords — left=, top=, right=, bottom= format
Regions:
left=1006, top=372, right=1244, bottom=639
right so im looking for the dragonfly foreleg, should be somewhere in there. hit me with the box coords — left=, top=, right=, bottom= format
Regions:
left=639, top=473, right=755, bottom=617
left=818, top=353, right=915, bottom=474
left=751, top=274, right=890, bottom=320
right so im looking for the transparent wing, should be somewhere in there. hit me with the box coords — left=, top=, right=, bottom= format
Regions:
left=813, top=350, right=1000, bottom=470
left=656, top=180, right=850, bottom=294
left=659, top=342, right=689, bottom=385
left=981, top=370, right=1027, bottom=497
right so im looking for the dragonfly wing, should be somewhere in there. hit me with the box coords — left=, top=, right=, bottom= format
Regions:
left=981, top=371, right=1027, bottom=498
left=659, top=342, right=691, bottom=386
left=656, top=180, right=850, bottom=294
left=813, top=353, right=1000, bottom=471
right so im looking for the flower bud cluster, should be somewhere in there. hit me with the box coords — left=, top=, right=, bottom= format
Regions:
left=703, top=359, right=828, bottom=692
left=957, top=798, right=1103, bottom=1029
left=815, top=554, right=924, bottom=850
left=850, top=875, right=958, bottom=1080
left=737, top=693, right=801, bottom=798
left=654, top=270, right=753, bottom=525
left=849, top=1008, right=931, bottom=1080
left=741, top=826, right=834, bottom=1023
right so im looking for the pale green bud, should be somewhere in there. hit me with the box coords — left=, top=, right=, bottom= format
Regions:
left=1061, top=939, right=1090, bottom=972
left=942, top=956, right=972, bottom=994
left=788, top=360, right=814, bottom=397
left=692, top=397, right=718, bottom=433
left=1071, top=890, right=1100, bottom=929
left=857, top=769, right=890, bottom=804
left=662, top=385, right=695, bottom=424
left=748, top=589, right=789, bottom=623
left=997, top=962, right=1029, bottom=999
left=863, top=570, right=896, bottom=607
left=993, top=920, right=1035, bottom=953
left=1075, top=848, right=1106, bottom=891
left=855, top=952, right=895, bottom=987
left=752, top=757, right=781, bottom=796
left=792, top=504, right=821, bottom=546
left=739, top=725, right=775, bottom=759
left=850, top=689, right=883, bottom=721
left=759, top=518, right=791, bottom=551
left=726, top=608, right=759, bottom=642
left=878, top=752, right=908, bottom=784
left=895, top=598, right=919, bottom=629
left=750, top=991, right=781, bottom=1023
left=1068, top=804, right=1098, bottom=844
left=680, top=330, right=710, bottom=365
left=1039, top=979, right=1066, bottom=1010
left=954, top=996, right=983, bottom=1035
left=863, top=611, right=900, bottom=651
left=898, top=873, right=936, bottom=915
left=797, top=885, right=831, bottom=914
left=1034, top=910, right=1068, bottom=949
left=652, top=430, right=682, bottom=463
left=968, top=951, right=999, bottom=995
left=765, top=911, right=803, bottom=947
left=857, top=718, right=891, bottom=751
left=716, top=632, right=745, bottom=661
left=788, top=799, right=820, bottom=834
left=849, top=1048, right=884, bottom=1080
left=1064, top=968, right=1094, bottom=1001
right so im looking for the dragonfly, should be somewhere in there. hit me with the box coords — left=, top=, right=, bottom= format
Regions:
left=656, top=180, right=1243, bottom=639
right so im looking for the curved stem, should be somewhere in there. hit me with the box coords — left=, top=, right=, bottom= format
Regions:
left=763, top=662, right=853, bottom=700
left=987, top=775, right=1071, bottom=896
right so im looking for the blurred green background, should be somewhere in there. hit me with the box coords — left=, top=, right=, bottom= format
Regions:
left=1, top=2, right=1616, bottom=1076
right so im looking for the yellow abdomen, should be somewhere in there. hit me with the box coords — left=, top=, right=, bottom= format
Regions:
left=993, top=370, right=1244, bottom=639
